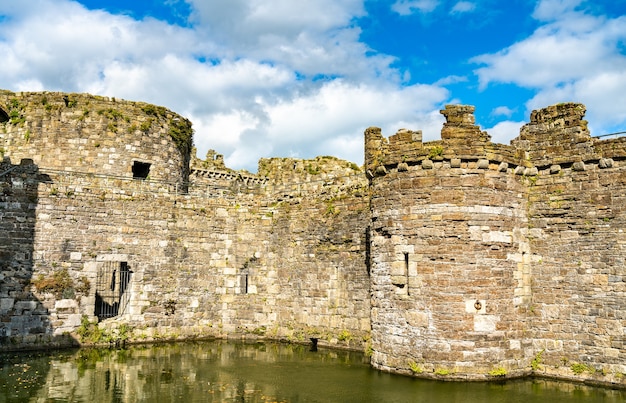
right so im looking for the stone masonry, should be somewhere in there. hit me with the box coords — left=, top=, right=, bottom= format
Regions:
left=0, top=91, right=370, bottom=353
left=365, top=103, right=625, bottom=386
left=1, top=90, right=625, bottom=388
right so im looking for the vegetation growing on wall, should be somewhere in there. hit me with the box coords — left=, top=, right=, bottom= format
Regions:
left=140, top=103, right=193, bottom=155
left=6, top=98, right=26, bottom=126
left=32, top=268, right=90, bottom=299
left=168, top=117, right=193, bottom=156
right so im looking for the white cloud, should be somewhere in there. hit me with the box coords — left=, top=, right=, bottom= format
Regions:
left=434, top=75, right=468, bottom=86
left=19, top=0, right=613, bottom=172
left=183, top=0, right=391, bottom=82
left=1, top=0, right=449, bottom=171
left=526, top=70, right=626, bottom=135
left=532, top=0, right=584, bottom=21
left=485, top=120, right=526, bottom=145
left=220, top=80, right=449, bottom=169
left=491, top=106, right=514, bottom=118
left=472, top=15, right=626, bottom=89
left=391, top=0, right=439, bottom=16
left=0, top=1, right=205, bottom=92
left=450, top=1, right=475, bottom=15
left=472, top=2, right=626, bottom=135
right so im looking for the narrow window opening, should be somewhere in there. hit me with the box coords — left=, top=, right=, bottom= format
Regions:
left=132, top=161, right=151, bottom=179
left=239, top=256, right=256, bottom=294
left=239, top=268, right=249, bottom=294
left=0, top=108, right=9, bottom=123
left=404, top=252, right=410, bottom=296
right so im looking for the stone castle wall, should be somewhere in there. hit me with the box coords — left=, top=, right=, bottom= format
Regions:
left=0, top=160, right=370, bottom=350
left=520, top=104, right=626, bottom=382
left=1, top=90, right=625, bottom=387
left=365, top=103, right=625, bottom=385
left=1, top=91, right=370, bottom=352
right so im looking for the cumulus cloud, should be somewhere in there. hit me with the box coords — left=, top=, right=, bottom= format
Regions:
left=491, top=106, right=514, bottom=118
left=183, top=0, right=395, bottom=82
left=202, top=80, right=448, bottom=169
left=7, top=0, right=621, bottom=172
left=391, top=0, right=439, bottom=16
left=485, top=120, right=526, bottom=145
left=0, top=0, right=450, bottom=171
left=472, top=16, right=626, bottom=89
left=471, top=0, right=626, bottom=135
left=525, top=70, right=626, bottom=135
left=0, top=1, right=205, bottom=93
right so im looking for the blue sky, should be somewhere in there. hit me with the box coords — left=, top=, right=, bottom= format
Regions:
left=1, top=0, right=625, bottom=171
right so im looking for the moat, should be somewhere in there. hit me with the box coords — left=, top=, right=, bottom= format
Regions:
left=1, top=341, right=624, bottom=403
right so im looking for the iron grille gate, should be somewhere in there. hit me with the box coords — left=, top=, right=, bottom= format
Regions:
left=95, top=261, right=132, bottom=321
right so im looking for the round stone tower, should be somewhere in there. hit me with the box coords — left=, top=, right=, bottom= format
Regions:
left=365, top=105, right=532, bottom=379
left=0, top=90, right=193, bottom=183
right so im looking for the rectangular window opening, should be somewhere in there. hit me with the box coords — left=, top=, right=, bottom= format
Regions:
left=132, top=161, right=151, bottom=179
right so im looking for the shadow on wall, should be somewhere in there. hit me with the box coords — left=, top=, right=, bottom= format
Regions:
left=0, top=157, right=73, bottom=351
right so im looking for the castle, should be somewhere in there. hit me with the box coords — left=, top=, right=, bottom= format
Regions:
left=1, top=90, right=624, bottom=387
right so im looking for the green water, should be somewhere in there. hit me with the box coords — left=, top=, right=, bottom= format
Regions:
left=1, top=341, right=624, bottom=403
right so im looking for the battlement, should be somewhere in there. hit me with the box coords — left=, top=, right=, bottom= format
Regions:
left=440, top=104, right=490, bottom=143
left=365, top=102, right=626, bottom=178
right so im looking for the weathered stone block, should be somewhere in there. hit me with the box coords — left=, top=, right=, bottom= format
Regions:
left=524, top=167, right=538, bottom=176
left=0, top=298, right=15, bottom=313
left=599, top=158, right=614, bottom=169
left=14, top=301, right=37, bottom=312
left=474, top=315, right=499, bottom=332
left=477, top=159, right=489, bottom=169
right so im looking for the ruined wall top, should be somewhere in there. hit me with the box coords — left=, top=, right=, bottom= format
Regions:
left=440, top=105, right=490, bottom=143
left=191, top=148, right=229, bottom=171
left=258, top=155, right=361, bottom=182
left=513, top=102, right=594, bottom=166
left=257, top=156, right=365, bottom=198
left=0, top=90, right=193, bottom=183
left=364, top=104, right=510, bottom=175
left=365, top=102, right=626, bottom=175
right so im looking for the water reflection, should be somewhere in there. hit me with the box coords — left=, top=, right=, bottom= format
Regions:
left=1, top=341, right=624, bottom=403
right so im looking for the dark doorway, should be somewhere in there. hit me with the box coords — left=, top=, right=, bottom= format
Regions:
left=0, top=108, right=9, bottom=123
left=95, top=261, right=132, bottom=320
